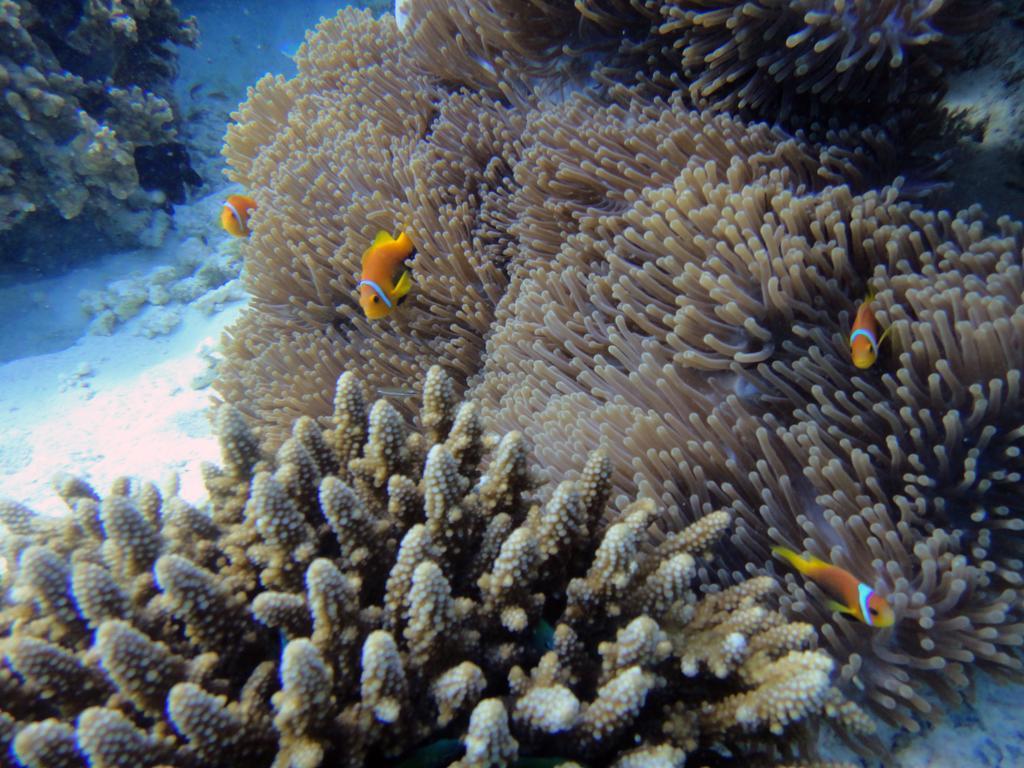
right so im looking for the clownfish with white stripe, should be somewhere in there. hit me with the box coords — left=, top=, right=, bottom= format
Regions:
left=358, top=230, right=414, bottom=320
left=849, top=290, right=891, bottom=369
left=772, top=546, right=895, bottom=628
left=220, top=194, right=257, bottom=238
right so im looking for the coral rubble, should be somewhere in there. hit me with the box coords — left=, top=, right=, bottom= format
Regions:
left=77, top=230, right=244, bottom=337
left=0, top=0, right=198, bottom=256
left=0, top=368, right=867, bottom=766
left=217, top=1, right=1024, bottom=736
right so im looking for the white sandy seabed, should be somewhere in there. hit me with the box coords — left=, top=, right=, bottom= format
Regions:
left=0, top=198, right=1022, bottom=767
left=0, top=190, right=247, bottom=518
left=0, top=298, right=243, bottom=518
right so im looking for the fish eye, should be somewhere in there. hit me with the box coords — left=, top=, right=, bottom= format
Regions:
left=869, top=607, right=878, bottom=615
left=372, top=296, right=379, bottom=303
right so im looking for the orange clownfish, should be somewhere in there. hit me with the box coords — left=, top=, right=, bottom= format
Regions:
left=772, top=546, right=895, bottom=628
left=357, top=230, right=414, bottom=320
left=849, top=291, right=891, bottom=369
left=220, top=194, right=257, bottom=237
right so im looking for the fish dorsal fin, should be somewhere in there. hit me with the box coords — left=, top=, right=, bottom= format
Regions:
left=772, top=545, right=816, bottom=571
left=373, top=230, right=393, bottom=247
left=393, top=231, right=413, bottom=253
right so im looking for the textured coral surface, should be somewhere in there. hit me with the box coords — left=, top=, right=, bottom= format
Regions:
left=0, top=0, right=197, bottom=258
left=217, top=3, right=1024, bottom=737
left=0, top=368, right=869, bottom=766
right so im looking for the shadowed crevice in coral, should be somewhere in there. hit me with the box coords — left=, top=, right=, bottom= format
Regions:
left=134, top=142, right=203, bottom=209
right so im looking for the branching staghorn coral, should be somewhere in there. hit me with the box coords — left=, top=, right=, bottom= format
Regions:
left=0, top=0, right=197, bottom=253
left=0, top=368, right=868, bottom=766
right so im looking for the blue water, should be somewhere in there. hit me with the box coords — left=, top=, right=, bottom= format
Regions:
left=175, top=0, right=382, bottom=105
left=0, top=3, right=1023, bottom=768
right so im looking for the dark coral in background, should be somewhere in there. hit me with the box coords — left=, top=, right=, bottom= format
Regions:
left=0, top=0, right=198, bottom=263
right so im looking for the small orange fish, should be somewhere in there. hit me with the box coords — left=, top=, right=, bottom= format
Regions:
left=357, top=230, right=414, bottom=320
left=220, top=194, right=257, bottom=237
left=772, top=546, right=894, bottom=627
left=849, top=291, right=891, bottom=369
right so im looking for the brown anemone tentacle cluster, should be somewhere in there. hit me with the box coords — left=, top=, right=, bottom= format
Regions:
left=654, top=0, right=993, bottom=120
left=475, top=145, right=1024, bottom=728
left=409, top=0, right=994, bottom=131
left=471, top=30, right=1024, bottom=728
left=216, top=3, right=1024, bottom=733
left=220, top=9, right=519, bottom=444
left=0, top=367, right=869, bottom=766
left=217, top=4, right=899, bottom=450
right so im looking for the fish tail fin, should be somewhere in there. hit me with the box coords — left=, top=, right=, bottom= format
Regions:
left=393, top=270, right=413, bottom=299
left=772, top=545, right=823, bottom=576
left=395, top=231, right=414, bottom=253
left=373, top=230, right=393, bottom=247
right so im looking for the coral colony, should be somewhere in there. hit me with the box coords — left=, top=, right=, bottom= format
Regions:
left=1, top=369, right=873, bottom=765
left=2, top=1, right=1024, bottom=767
left=0, top=1, right=198, bottom=249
